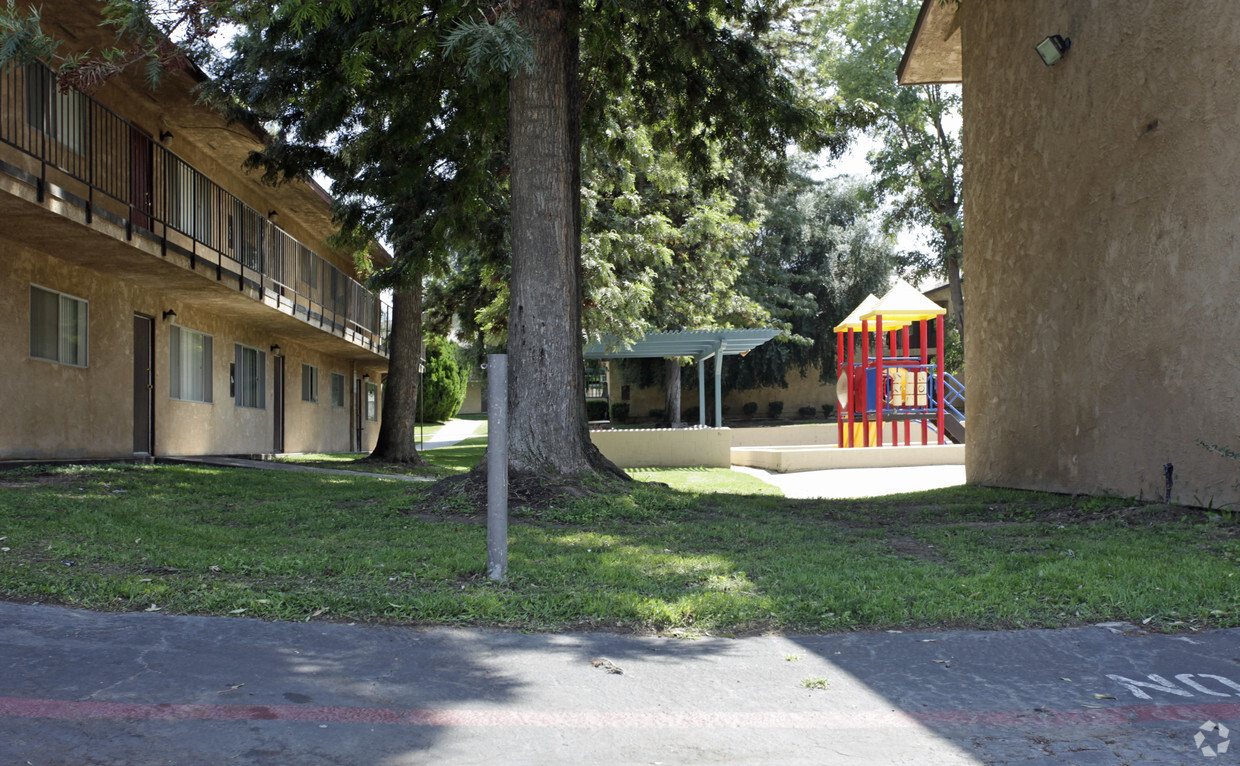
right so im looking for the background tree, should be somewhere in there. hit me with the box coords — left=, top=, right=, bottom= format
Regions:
left=813, top=0, right=964, bottom=344
left=417, top=336, right=470, bottom=423
left=208, top=1, right=508, bottom=464
left=728, top=163, right=895, bottom=391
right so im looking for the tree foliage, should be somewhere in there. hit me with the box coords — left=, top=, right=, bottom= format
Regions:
left=417, top=336, right=469, bottom=423
left=727, top=163, right=894, bottom=391
left=813, top=0, right=964, bottom=340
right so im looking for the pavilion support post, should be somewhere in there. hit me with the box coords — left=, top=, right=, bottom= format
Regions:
left=714, top=348, right=723, bottom=428
left=698, top=357, right=706, bottom=427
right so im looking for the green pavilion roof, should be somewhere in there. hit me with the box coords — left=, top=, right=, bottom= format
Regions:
left=583, top=329, right=779, bottom=361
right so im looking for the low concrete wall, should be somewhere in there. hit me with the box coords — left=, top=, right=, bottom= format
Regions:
left=730, top=425, right=841, bottom=448
left=732, top=444, right=966, bottom=473
left=590, top=427, right=732, bottom=468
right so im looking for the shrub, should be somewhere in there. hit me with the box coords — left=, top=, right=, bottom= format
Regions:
left=586, top=399, right=610, bottom=421
left=743, top=401, right=758, bottom=417
left=822, top=403, right=835, bottom=418
left=649, top=408, right=664, bottom=420
left=767, top=401, right=784, bottom=418
left=797, top=405, right=817, bottom=419
left=610, top=402, right=630, bottom=423
left=684, top=406, right=700, bottom=423
left=418, top=336, right=469, bottom=422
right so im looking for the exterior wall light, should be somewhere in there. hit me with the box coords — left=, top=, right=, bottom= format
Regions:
left=162, top=309, right=177, bottom=321
left=159, top=130, right=174, bottom=143
left=1036, top=35, right=1071, bottom=66
left=267, top=210, right=278, bottom=223
left=270, top=344, right=282, bottom=357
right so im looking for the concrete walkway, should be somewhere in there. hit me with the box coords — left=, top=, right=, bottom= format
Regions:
left=420, top=418, right=484, bottom=450
left=2, top=602, right=1238, bottom=764
left=734, top=464, right=968, bottom=499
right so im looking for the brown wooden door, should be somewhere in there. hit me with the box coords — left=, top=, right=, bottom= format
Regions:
left=130, top=128, right=153, bottom=230
left=273, top=355, right=285, bottom=453
left=132, top=314, right=154, bottom=454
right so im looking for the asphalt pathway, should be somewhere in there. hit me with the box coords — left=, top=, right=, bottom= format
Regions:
left=2, top=602, right=1238, bottom=765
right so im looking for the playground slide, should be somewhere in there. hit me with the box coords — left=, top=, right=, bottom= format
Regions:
left=942, top=413, right=965, bottom=444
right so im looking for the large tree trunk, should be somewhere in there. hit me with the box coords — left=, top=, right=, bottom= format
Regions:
left=368, top=282, right=424, bottom=463
left=663, top=358, right=682, bottom=428
left=507, top=0, right=625, bottom=479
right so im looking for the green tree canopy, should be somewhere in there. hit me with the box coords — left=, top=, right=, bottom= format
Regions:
left=813, top=0, right=964, bottom=342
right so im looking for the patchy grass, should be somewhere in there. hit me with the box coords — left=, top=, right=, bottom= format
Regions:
left=0, top=463, right=1236, bottom=635
left=629, top=467, right=781, bottom=496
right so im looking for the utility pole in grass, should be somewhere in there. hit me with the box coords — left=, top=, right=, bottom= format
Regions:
left=487, top=354, right=508, bottom=581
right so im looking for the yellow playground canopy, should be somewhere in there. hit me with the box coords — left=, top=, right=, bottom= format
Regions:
left=833, top=294, right=881, bottom=333
left=860, top=279, right=946, bottom=328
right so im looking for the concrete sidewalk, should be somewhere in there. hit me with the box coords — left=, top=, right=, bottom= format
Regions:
left=734, top=464, right=967, bottom=499
left=419, top=418, right=484, bottom=450
left=2, top=602, right=1238, bottom=764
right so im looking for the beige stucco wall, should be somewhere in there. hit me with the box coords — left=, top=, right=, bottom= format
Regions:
left=2, top=239, right=382, bottom=459
left=459, top=380, right=484, bottom=415
left=589, top=428, right=733, bottom=468
left=730, top=425, right=841, bottom=448
left=962, top=1, right=1240, bottom=506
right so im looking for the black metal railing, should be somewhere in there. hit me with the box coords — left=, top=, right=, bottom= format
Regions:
left=0, top=61, right=389, bottom=355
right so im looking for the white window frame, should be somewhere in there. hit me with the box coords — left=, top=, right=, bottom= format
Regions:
left=233, top=343, right=266, bottom=410
left=330, top=372, right=345, bottom=407
left=169, top=325, right=213, bottom=403
left=301, top=363, right=319, bottom=404
left=29, top=284, right=88, bottom=367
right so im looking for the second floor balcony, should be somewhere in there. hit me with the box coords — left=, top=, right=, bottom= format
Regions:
left=0, top=62, right=389, bottom=357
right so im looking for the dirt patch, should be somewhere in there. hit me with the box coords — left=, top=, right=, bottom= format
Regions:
left=884, top=534, right=950, bottom=565
left=413, top=469, right=627, bottom=518
left=0, top=472, right=80, bottom=490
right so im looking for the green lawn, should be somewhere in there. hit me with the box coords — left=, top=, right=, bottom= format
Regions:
left=0, top=462, right=1235, bottom=635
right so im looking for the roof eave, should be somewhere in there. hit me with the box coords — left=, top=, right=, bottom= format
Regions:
left=897, top=0, right=964, bottom=87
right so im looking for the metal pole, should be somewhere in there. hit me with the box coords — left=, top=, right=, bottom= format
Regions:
left=836, top=331, right=845, bottom=449
left=861, top=320, right=870, bottom=448
left=875, top=315, right=884, bottom=447
left=486, top=354, right=508, bottom=582
left=936, top=315, right=945, bottom=445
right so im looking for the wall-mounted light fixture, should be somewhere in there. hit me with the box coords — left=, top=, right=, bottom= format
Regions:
left=362, top=374, right=370, bottom=382
left=159, top=130, right=174, bottom=143
left=270, top=344, right=282, bottom=357
left=267, top=210, right=278, bottom=224
left=1036, top=34, right=1071, bottom=66
left=162, top=309, right=177, bottom=322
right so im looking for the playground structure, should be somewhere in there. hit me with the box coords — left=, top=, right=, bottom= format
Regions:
left=834, top=281, right=965, bottom=449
